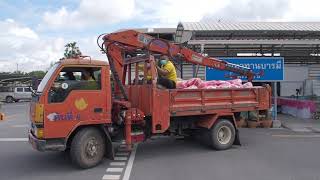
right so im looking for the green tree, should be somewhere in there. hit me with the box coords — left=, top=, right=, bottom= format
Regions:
left=27, top=71, right=46, bottom=78
left=64, top=42, right=82, bottom=58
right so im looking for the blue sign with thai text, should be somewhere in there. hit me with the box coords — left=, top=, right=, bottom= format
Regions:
left=205, top=57, right=284, bottom=81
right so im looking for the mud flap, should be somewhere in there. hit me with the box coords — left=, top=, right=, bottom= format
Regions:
left=233, top=129, right=241, bottom=146
left=101, top=126, right=115, bottom=160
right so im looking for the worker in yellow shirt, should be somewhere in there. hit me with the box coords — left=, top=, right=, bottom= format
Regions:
left=156, top=55, right=177, bottom=89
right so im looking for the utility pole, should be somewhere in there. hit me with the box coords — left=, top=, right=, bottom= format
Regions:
left=16, top=63, right=19, bottom=72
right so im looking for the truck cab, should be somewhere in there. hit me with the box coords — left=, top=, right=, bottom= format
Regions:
left=29, top=58, right=113, bottom=168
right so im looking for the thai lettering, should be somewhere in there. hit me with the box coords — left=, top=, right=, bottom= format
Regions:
left=47, top=112, right=81, bottom=121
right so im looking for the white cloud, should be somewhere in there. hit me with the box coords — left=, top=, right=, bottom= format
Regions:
left=282, top=0, right=320, bottom=21
left=42, top=0, right=135, bottom=29
left=1, top=19, right=38, bottom=39
left=2, top=0, right=320, bottom=73
left=135, top=0, right=229, bottom=27
left=41, top=0, right=228, bottom=29
left=203, top=0, right=320, bottom=22
left=0, top=19, right=107, bottom=72
left=40, top=0, right=320, bottom=30
left=0, top=19, right=64, bottom=72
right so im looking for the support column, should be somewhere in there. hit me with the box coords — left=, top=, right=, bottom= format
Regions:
left=273, top=82, right=278, bottom=121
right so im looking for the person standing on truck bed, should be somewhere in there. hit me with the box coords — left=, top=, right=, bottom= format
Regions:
left=156, top=55, right=177, bottom=89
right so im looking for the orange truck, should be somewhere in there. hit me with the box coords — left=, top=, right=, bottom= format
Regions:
left=28, top=30, right=272, bottom=168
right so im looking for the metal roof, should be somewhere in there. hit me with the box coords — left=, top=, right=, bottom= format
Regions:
left=118, top=28, right=176, bottom=34
left=179, top=22, right=320, bottom=32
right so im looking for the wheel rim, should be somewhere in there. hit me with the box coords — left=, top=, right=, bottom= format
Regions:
left=6, top=97, right=13, bottom=103
left=217, top=125, right=232, bottom=145
left=85, top=138, right=99, bottom=158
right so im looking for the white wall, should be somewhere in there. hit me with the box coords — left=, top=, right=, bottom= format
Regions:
left=280, top=65, right=309, bottom=96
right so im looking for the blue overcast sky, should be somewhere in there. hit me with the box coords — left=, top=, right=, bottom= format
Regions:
left=0, top=0, right=319, bottom=72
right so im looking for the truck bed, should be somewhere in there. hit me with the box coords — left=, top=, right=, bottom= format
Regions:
left=169, top=86, right=271, bottom=116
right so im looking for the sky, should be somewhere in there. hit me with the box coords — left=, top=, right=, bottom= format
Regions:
left=0, top=0, right=320, bottom=72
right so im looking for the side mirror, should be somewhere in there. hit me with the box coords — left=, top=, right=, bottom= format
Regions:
left=31, top=76, right=38, bottom=91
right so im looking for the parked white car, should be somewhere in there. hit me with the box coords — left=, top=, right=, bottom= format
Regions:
left=0, top=87, right=32, bottom=103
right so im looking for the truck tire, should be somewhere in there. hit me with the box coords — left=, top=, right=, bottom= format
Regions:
left=5, top=96, right=14, bottom=103
left=70, top=128, right=106, bottom=169
left=208, top=119, right=235, bottom=150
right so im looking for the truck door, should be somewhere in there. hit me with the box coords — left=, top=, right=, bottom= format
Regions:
left=15, top=87, right=24, bottom=100
left=43, top=66, right=110, bottom=138
left=23, top=87, right=32, bottom=99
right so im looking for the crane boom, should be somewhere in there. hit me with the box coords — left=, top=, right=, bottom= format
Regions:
left=99, top=30, right=256, bottom=100
left=101, top=30, right=254, bottom=81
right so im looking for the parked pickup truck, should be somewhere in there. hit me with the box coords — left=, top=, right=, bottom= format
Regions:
left=0, top=86, right=32, bottom=103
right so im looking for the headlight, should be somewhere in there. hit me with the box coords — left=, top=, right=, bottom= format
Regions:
left=35, top=128, right=44, bottom=139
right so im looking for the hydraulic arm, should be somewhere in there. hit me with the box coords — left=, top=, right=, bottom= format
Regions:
left=98, top=30, right=255, bottom=99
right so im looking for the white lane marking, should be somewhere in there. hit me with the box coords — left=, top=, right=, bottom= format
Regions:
left=116, top=152, right=130, bottom=156
left=123, top=144, right=138, bottom=180
left=102, top=174, right=121, bottom=180
left=118, top=147, right=131, bottom=152
left=4, top=115, right=18, bottom=119
left=110, top=162, right=126, bottom=166
left=106, top=167, right=124, bottom=173
left=11, top=124, right=29, bottom=128
left=114, top=156, right=128, bottom=161
left=0, top=138, right=28, bottom=142
left=272, top=134, right=320, bottom=138
left=6, top=104, right=26, bottom=107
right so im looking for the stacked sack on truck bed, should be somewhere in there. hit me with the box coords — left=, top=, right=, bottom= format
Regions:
left=176, top=78, right=253, bottom=89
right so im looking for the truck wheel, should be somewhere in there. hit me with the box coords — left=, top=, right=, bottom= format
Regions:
left=70, top=128, right=106, bottom=169
left=208, top=119, right=235, bottom=150
left=5, top=96, right=14, bottom=103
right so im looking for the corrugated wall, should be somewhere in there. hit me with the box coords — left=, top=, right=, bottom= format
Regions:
left=308, top=64, right=320, bottom=96
left=180, top=64, right=205, bottom=80
left=127, top=63, right=205, bottom=81
left=309, top=64, right=320, bottom=79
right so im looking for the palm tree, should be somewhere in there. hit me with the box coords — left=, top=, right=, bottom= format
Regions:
left=64, top=42, right=82, bottom=58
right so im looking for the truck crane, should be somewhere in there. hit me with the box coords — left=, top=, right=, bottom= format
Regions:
left=28, top=30, right=271, bottom=168
left=100, top=30, right=255, bottom=100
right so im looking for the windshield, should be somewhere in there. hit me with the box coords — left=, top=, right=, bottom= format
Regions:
left=37, top=63, right=59, bottom=92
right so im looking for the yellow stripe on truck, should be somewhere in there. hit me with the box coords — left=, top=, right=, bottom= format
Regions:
left=34, top=104, right=44, bottom=124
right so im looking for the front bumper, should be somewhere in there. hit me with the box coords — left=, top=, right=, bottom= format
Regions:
left=28, top=131, right=66, bottom=152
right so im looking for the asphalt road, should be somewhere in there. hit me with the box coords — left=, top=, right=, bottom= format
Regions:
left=1, top=102, right=320, bottom=180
